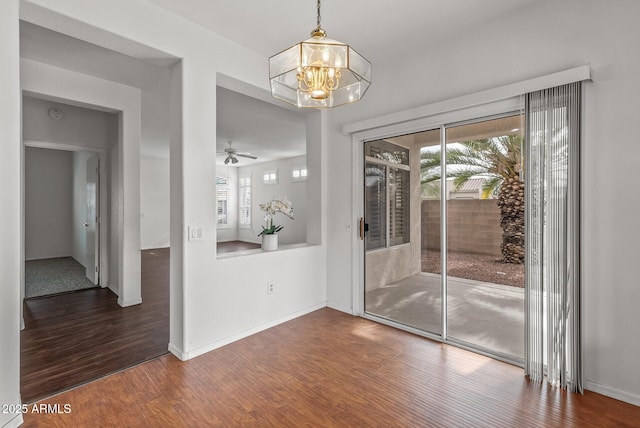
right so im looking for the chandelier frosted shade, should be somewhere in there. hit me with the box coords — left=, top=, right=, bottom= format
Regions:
left=269, top=35, right=372, bottom=108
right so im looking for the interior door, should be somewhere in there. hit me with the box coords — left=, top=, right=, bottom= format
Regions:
left=85, top=155, right=99, bottom=284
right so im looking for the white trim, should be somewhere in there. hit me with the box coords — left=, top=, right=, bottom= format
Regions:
left=23, top=140, right=105, bottom=154
left=354, top=98, right=523, bottom=144
left=344, top=64, right=591, bottom=135
left=181, top=302, right=326, bottom=360
left=585, top=381, right=640, bottom=407
left=117, top=297, right=142, bottom=307
left=352, top=134, right=364, bottom=316
left=326, top=302, right=355, bottom=315
left=168, top=343, right=186, bottom=361
left=2, top=413, right=24, bottom=428
left=364, top=155, right=411, bottom=171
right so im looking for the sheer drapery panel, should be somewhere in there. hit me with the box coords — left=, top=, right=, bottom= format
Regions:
left=524, top=82, right=582, bottom=393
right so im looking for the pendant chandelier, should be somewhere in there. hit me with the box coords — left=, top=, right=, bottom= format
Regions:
left=269, top=0, right=372, bottom=108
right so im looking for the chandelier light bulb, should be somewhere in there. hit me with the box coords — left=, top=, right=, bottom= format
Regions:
left=269, top=0, right=371, bottom=108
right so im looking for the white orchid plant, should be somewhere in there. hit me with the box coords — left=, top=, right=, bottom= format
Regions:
left=258, top=197, right=294, bottom=236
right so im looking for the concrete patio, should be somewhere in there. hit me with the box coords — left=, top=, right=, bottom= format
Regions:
left=365, top=272, right=524, bottom=358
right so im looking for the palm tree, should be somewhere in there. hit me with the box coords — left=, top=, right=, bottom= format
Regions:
left=421, top=134, right=524, bottom=264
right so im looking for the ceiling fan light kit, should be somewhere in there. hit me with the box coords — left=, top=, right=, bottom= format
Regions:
left=219, top=141, right=257, bottom=165
left=269, top=0, right=371, bottom=108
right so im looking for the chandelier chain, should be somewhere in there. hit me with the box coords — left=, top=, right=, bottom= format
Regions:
left=316, top=0, right=321, bottom=30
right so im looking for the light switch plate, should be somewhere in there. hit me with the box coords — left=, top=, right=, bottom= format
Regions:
left=188, top=226, right=204, bottom=241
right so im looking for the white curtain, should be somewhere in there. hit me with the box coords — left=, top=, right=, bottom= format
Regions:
left=524, top=82, right=582, bottom=393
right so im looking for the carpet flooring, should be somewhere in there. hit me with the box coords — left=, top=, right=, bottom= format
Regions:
left=25, top=257, right=97, bottom=299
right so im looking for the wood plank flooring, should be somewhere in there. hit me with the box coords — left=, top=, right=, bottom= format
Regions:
left=20, top=248, right=170, bottom=403
left=217, top=240, right=261, bottom=254
left=22, top=307, right=640, bottom=427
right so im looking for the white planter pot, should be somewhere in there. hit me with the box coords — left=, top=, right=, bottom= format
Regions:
left=261, top=234, right=278, bottom=251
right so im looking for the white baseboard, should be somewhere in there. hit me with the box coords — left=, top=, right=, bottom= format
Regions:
left=168, top=343, right=186, bottom=361
left=117, top=297, right=142, bottom=307
left=182, top=302, right=326, bottom=360
left=2, top=413, right=24, bottom=428
left=585, top=381, right=640, bottom=407
left=141, top=244, right=170, bottom=251
left=326, top=302, right=354, bottom=315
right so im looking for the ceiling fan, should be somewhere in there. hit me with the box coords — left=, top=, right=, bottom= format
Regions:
left=217, top=141, right=257, bottom=164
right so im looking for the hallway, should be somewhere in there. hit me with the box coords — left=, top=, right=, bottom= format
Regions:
left=20, top=248, right=170, bottom=402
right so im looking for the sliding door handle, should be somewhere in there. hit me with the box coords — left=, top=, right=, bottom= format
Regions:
left=359, top=217, right=365, bottom=240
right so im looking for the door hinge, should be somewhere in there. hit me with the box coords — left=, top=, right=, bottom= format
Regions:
left=95, top=266, right=99, bottom=273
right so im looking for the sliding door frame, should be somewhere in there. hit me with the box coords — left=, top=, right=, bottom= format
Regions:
left=352, top=97, right=525, bottom=363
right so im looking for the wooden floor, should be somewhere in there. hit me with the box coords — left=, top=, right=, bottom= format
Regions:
left=22, top=308, right=640, bottom=427
left=217, top=240, right=261, bottom=254
left=21, top=248, right=170, bottom=403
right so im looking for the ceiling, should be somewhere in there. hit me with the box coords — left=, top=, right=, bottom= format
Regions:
left=149, top=0, right=538, bottom=166
left=216, top=87, right=307, bottom=166
left=20, top=21, right=307, bottom=165
left=146, top=0, right=538, bottom=63
left=20, top=1, right=539, bottom=166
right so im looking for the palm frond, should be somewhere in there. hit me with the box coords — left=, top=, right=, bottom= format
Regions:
left=481, top=176, right=503, bottom=199
left=450, top=168, right=487, bottom=190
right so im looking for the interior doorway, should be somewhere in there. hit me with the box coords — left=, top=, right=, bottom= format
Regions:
left=363, top=113, right=525, bottom=364
left=24, top=144, right=103, bottom=299
left=19, top=16, right=176, bottom=401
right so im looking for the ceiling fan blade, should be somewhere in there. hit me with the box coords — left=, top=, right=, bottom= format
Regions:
left=237, top=153, right=257, bottom=159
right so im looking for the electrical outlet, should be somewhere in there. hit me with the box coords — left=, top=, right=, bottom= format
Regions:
left=267, top=283, right=276, bottom=294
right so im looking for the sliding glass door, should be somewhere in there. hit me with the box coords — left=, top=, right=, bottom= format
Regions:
left=444, top=115, right=524, bottom=360
left=364, top=134, right=441, bottom=334
left=363, top=114, right=525, bottom=363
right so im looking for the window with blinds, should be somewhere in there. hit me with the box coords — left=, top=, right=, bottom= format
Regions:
left=364, top=140, right=410, bottom=251
left=365, top=163, right=387, bottom=251
left=239, top=176, right=251, bottom=228
left=389, top=167, right=410, bottom=246
left=216, top=176, right=228, bottom=227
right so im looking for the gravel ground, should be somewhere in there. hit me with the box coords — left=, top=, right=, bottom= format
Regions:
left=422, top=250, right=524, bottom=288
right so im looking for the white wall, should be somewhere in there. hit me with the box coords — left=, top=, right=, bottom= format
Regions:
left=22, top=96, right=113, bottom=148
left=19, top=0, right=327, bottom=368
left=8, top=0, right=638, bottom=412
left=0, top=1, right=23, bottom=425
left=23, top=94, right=116, bottom=273
left=21, top=58, right=143, bottom=308
left=24, top=147, right=73, bottom=260
left=325, top=0, right=640, bottom=406
left=237, top=155, right=307, bottom=245
left=20, top=22, right=172, bottom=250
left=141, top=156, right=170, bottom=249
left=108, top=135, right=119, bottom=294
